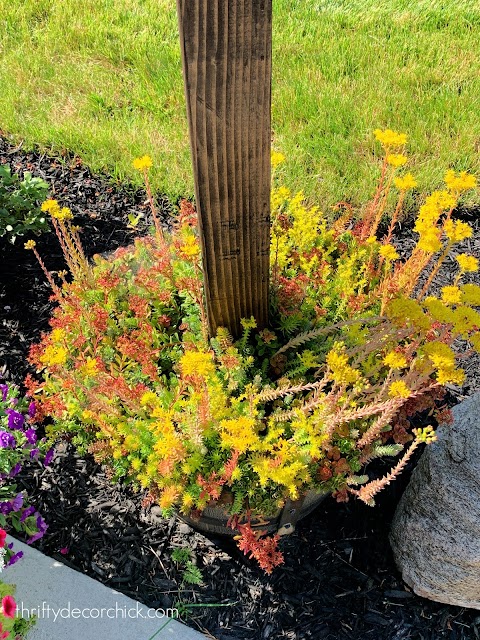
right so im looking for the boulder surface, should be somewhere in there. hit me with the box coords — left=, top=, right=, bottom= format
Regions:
left=390, top=392, right=480, bottom=609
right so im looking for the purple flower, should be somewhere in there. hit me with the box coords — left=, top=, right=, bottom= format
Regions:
left=7, top=550, right=24, bottom=566
left=28, top=401, right=36, bottom=418
left=0, top=385, right=7, bottom=402
left=20, top=506, right=36, bottom=523
left=0, top=502, right=13, bottom=515
left=44, top=448, right=55, bottom=466
left=6, top=410, right=24, bottom=431
left=0, top=431, right=16, bottom=448
left=27, top=514, right=48, bottom=544
left=24, top=428, right=37, bottom=445
left=12, top=494, right=23, bottom=512
left=30, top=448, right=39, bottom=460
left=9, top=463, right=22, bottom=477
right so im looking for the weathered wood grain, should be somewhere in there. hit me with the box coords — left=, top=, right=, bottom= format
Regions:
left=177, top=0, right=272, bottom=337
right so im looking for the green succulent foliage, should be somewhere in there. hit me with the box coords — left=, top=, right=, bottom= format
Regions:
left=0, top=164, right=49, bottom=244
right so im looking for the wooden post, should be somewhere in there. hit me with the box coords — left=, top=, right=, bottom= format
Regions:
left=177, top=0, right=272, bottom=337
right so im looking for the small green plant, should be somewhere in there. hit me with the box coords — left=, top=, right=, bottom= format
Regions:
left=171, top=547, right=203, bottom=586
left=0, top=165, right=49, bottom=244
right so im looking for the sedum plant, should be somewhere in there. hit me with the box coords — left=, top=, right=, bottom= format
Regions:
left=25, top=132, right=479, bottom=572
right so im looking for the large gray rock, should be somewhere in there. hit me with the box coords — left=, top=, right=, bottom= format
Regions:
left=390, top=393, right=480, bottom=609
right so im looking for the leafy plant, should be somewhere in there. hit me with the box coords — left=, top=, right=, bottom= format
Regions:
left=0, top=165, right=49, bottom=244
left=25, top=131, right=479, bottom=572
left=171, top=547, right=203, bottom=586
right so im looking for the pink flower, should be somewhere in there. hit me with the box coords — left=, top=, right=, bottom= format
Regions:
left=59, top=547, right=69, bottom=555
left=0, top=529, right=6, bottom=548
left=1, top=595, right=16, bottom=618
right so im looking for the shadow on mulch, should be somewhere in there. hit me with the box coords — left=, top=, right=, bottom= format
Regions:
left=1, top=135, right=479, bottom=640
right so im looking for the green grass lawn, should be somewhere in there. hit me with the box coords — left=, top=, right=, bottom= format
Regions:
left=1, top=0, right=479, bottom=209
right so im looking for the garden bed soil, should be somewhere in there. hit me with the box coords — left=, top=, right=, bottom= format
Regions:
left=1, top=135, right=480, bottom=640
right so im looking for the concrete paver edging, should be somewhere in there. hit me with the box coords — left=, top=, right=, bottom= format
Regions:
left=3, top=536, right=206, bottom=640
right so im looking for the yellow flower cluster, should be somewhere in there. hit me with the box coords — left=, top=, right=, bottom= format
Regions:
left=444, top=169, right=477, bottom=193
left=40, top=344, right=68, bottom=366
left=413, top=190, right=458, bottom=254
left=180, top=351, right=215, bottom=378
left=386, top=154, right=407, bottom=168
left=132, top=155, right=153, bottom=171
left=422, top=342, right=464, bottom=385
left=252, top=447, right=310, bottom=500
left=456, top=254, right=478, bottom=273
left=326, top=349, right=360, bottom=385
left=443, top=219, right=473, bottom=243
left=271, top=150, right=286, bottom=168
left=81, top=357, right=99, bottom=377
left=374, top=128, right=407, bottom=148
left=441, top=286, right=462, bottom=306
left=379, top=244, right=399, bottom=261
left=383, top=351, right=407, bottom=369
left=179, top=235, right=200, bottom=258
left=394, top=173, right=417, bottom=191
left=41, top=199, right=73, bottom=221
left=388, top=380, right=411, bottom=398
left=24, top=239, right=36, bottom=250
left=220, top=416, right=259, bottom=453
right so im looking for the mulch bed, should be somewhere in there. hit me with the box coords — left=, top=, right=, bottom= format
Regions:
left=1, top=134, right=480, bottom=640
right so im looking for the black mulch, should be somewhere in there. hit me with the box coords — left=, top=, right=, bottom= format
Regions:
left=1, top=134, right=479, bottom=640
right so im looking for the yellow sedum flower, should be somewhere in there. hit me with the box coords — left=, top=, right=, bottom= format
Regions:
left=379, top=244, right=399, bottom=261
left=54, top=207, right=73, bottom=221
left=220, top=416, right=259, bottom=453
left=41, top=199, right=61, bottom=215
left=386, top=154, right=408, bottom=168
left=374, top=129, right=407, bottom=148
left=326, top=350, right=360, bottom=385
left=42, top=199, right=73, bottom=220
left=443, top=219, right=473, bottom=243
left=132, top=155, right=153, bottom=171
left=417, top=230, right=442, bottom=254
left=40, top=344, right=67, bottom=367
left=441, top=286, right=462, bottom=306
left=444, top=169, right=477, bottom=193
left=180, top=235, right=200, bottom=258
left=24, top=239, right=36, bottom=250
left=388, top=380, right=411, bottom=398
left=180, top=350, right=215, bottom=378
left=271, top=150, right=286, bottom=168
left=456, top=254, right=478, bottom=273
left=394, top=173, right=417, bottom=191
left=383, top=351, right=408, bottom=369
left=81, top=357, right=98, bottom=377
left=422, top=342, right=464, bottom=385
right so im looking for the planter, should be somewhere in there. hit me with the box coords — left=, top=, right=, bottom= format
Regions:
left=178, top=489, right=328, bottom=538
